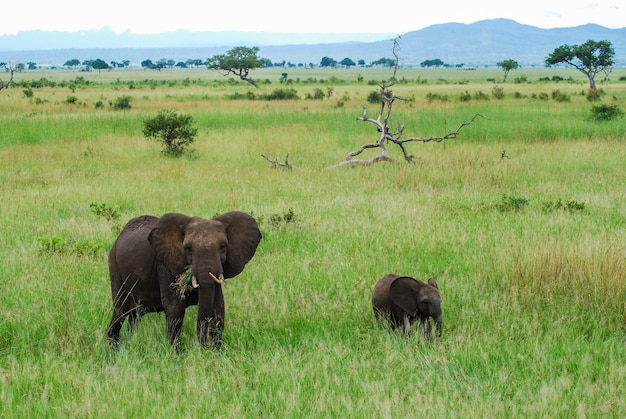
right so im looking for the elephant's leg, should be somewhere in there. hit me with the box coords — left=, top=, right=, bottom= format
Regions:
left=107, top=310, right=126, bottom=348
left=419, top=317, right=432, bottom=339
left=402, top=315, right=413, bottom=336
left=165, top=308, right=185, bottom=347
left=127, top=309, right=143, bottom=332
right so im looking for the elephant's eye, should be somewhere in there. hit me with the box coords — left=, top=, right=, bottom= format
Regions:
left=219, top=242, right=227, bottom=252
left=184, top=244, right=192, bottom=253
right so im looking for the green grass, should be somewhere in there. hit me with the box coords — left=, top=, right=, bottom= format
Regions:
left=1, top=67, right=625, bottom=417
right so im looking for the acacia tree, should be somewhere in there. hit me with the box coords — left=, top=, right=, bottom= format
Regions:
left=498, top=59, right=518, bottom=82
left=545, top=40, right=615, bottom=89
left=340, top=58, right=356, bottom=68
left=330, top=38, right=482, bottom=168
left=91, top=58, right=109, bottom=73
left=206, top=46, right=265, bottom=88
left=63, top=59, right=81, bottom=69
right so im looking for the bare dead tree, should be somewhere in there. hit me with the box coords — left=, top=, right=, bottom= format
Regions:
left=329, top=38, right=483, bottom=169
left=0, top=65, right=15, bottom=92
left=262, top=153, right=295, bottom=169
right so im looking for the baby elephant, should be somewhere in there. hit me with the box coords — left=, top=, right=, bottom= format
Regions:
left=372, top=274, right=442, bottom=338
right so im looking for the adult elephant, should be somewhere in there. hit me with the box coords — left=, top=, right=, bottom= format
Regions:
left=107, top=211, right=262, bottom=349
left=372, top=274, right=442, bottom=339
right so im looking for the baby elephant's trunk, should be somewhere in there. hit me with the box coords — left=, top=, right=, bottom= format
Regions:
left=434, top=314, right=442, bottom=339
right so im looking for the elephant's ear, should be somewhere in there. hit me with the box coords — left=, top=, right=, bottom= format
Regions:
left=428, top=278, right=439, bottom=289
left=389, top=276, right=422, bottom=317
left=148, top=213, right=191, bottom=275
left=213, top=211, right=262, bottom=278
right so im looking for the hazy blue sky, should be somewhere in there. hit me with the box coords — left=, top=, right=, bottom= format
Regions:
left=3, top=0, right=623, bottom=35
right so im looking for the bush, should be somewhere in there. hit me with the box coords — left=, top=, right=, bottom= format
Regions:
left=425, top=92, right=449, bottom=103
left=473, top=91, right=490, bottom=100
left=492, top=86, right=505, bottom=99
left=589, top=104, right=624, bottom=121
left=111, top=95, right=132, bottom=110
left=227, top=91, right=256, bottom=100
left=143, top=110, right=198, bottom=157
left=367, top=90, right=382, bottom=104
left=459, top=91, right=472, bottom=102
left=268, top=208, right=297, bottom=228
left=551, top=90, right=570, bottom=102
left=261, top=88, right=299, bottom=100
left=542, top=199, right=586, bottom=213
left=586, top=88, right=603, bottom=102
left=89, top=202, right=120, bottom=222
left=309, top=88, right=325, bottom=100
left=496, top=194, right=529, bottom=212
left=35, top=236, right=105, bottom=257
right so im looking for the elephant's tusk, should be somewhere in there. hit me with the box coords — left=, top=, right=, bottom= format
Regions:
left=209, top=272, right=226, bottom=285
left=191, top=276, right=199, bottom=288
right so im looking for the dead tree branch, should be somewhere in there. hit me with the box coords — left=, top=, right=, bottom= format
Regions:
left=392, top=114, right=487, bottom=161
left=0, top=65, right=15, bottom=92
left=332, top=37, right=485, bottom=168
left=262, top=153, right=295, bottom=169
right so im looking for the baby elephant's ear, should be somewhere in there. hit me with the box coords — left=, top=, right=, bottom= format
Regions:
left=389, top=276, right=421, bottom=317
left=428, top=278, right=438, bottom=289
left=213, top=211, right=262, bottom=278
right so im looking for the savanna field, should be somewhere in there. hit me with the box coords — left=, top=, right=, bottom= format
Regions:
left=1, top=66, right=625, bottom=417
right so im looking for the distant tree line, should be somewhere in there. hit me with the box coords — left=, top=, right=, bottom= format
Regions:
left=5, top=38, right=615, bottom=81
left=419, top=58, right=465, bottom=68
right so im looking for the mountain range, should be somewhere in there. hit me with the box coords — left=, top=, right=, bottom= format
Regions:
left=1, top=19, right=624, bottom=68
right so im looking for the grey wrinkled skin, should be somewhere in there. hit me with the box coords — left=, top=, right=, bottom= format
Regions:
left=107, top=211, right=261, bottom=349
left=372, top=273, right=442, bottom=339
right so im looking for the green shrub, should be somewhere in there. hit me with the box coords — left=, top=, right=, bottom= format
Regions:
left=589, top=104, right=624, bottom=121
left=586, top=88, right=602, bottom=102
left=474, top=90, right=490, bottom=100
left=459, top=91, right=472, bottom=102
left=492, top=86, right=505, bottom=99
left=268, top=208, right=297, bottom=228
left=34, top=236, right=105, bottom=257
left=367, top=90, right=382, bottom=104
left=89, top=202, right=121, bottom=222
left=111, top=95, right=132, bottom=110
left=542, top=199, right=586, bottom=213
left=310, top=88, right=325, bottom=100
left=143, top=109, right=198, bottom=157
left=227, top=91, right=256, bottom=100
left=496, top=194, right=529, bottom=212
left=425, top=92, right=449, bottom=103
left=261, top=88, right=299, bottom=100
left=551, top=90, right=570, bottom=102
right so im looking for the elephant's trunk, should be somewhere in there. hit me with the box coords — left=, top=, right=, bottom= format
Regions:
left=434, top=314, right=442, bottom=339
left=196, top=280, right=223, bottom=349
